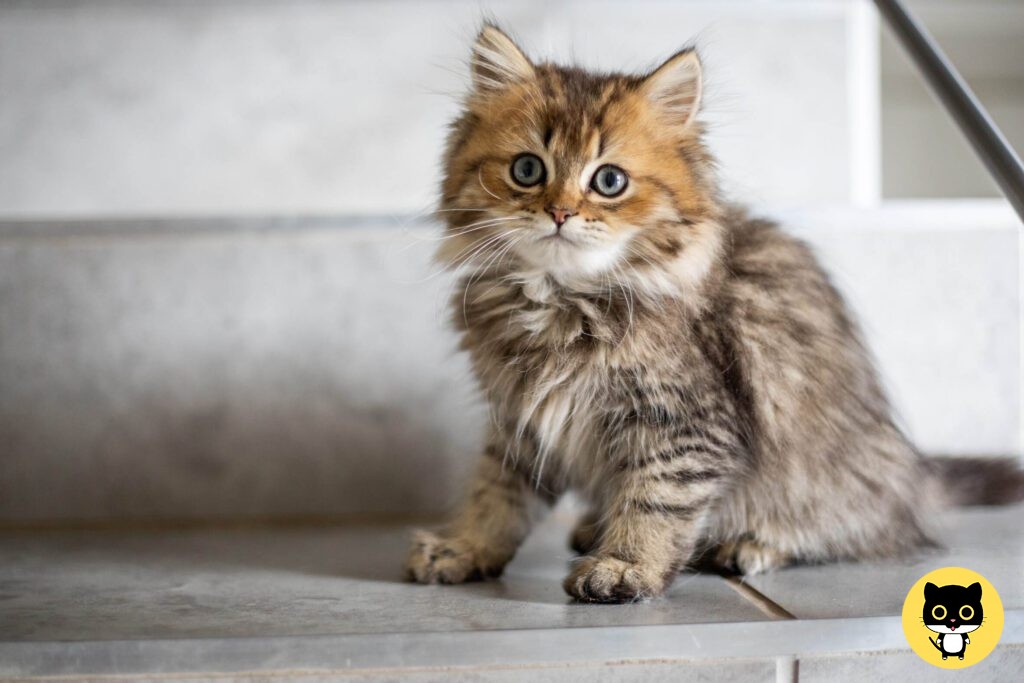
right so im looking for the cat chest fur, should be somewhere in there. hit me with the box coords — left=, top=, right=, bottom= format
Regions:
left=457, top=273, right=706, bottom=491
left=462, top=276, right=619, bottom=473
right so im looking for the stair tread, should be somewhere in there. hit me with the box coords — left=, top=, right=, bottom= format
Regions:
left=0, top=512, right=767, bottom=643
left=2, top=506, right=1022, bottom=642
left=1, top=506, right=1022, bottom=677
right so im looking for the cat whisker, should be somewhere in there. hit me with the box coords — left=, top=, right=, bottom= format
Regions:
left=610, top=263, right=636, bottom=338
left=451, top=225, right=524, bottom=269
left=409, top=226, right=518, bottom=292
left=623, top=243, right=664, bottom=273
left=451, top=217, right=522, bottom=232
left=410, top=217, right=522, bottom=244
left=460, top=230, right=524, bottom=325
left=453, top=230, right=524, bottom=283
left=477, top=168, right=506, bottom=202
left=471, top=242, right=524, bottom=304
left=433, top=207, right=494, bottom=214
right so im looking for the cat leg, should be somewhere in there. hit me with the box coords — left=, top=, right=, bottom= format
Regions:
left=405, top=440, right=552, bottom=584
left=563, top=419, right=743, bottom=603
left=713, top=538, right=793, bottom=575
left=569, top=508, right=603, bottom=555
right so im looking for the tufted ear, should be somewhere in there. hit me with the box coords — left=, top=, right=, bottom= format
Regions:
left=470, top=24, right=534, bottom=93
left=966, top=582, right=982, bottom=600
left=641, top=48, right=703, bottom=128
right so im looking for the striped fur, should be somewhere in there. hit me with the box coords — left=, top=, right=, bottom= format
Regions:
left=405, top=25, right=967, bottom=603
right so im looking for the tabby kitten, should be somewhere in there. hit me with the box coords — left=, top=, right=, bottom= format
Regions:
left=404, top=24, right=1023, bottom=603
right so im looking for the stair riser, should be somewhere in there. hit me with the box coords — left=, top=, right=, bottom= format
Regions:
left=0, top=215, right=1018, bottom=521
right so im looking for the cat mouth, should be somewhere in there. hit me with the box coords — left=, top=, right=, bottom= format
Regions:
left=540, top=231, right=576, bottom=244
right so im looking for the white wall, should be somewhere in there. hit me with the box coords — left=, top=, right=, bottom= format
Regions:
left=880, top=0, right=1024, bottom=198
left=0, top=0, right=871, bottom=218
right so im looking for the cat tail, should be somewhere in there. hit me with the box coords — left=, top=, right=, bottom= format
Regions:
left=928, top=456, right=1024, bottom=506
left=929, top=636, right=942, bottom=652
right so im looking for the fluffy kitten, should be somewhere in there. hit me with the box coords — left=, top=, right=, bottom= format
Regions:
left=404, top=24, right=1023, bottom=603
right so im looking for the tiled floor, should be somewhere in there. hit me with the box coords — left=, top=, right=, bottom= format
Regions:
left=1, top=506, right=1022, bottom=681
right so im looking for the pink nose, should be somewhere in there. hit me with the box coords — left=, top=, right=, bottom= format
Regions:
left=547, top=207, right=576, bottom=227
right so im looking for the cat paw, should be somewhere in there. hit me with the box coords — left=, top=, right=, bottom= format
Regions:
left=563, top=555, right=665, bottom=603
left=404, top=530, right=503, bottom=584
left=568, top=515, right=602, bottom=555
left=714, top=539, right=790, bottom=575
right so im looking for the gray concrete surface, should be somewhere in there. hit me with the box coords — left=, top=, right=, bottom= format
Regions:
left=800, top=646, right=1024, bottom=683
left=0, top=507, right=1022, bottom=680
left=0, top=509, right=770, bottom=642
left=745, top=503, right=1024, bottom=619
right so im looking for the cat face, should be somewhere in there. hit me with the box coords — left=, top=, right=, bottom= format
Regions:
left=438, top=25, right=722, bottom=293
left=923, top=582, right=983, bottom=634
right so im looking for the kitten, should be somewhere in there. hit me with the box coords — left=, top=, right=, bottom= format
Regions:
left=924, top=582, right=983, bottom=660
left=404, top=24, right=1024, bottom=603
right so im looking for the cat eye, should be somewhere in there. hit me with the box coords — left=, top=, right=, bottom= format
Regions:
left=960, top=605, right=974, bottom=620
left=932, top=605, right=947, bottom=620
left=510, top=153, right=546, bottom=187
left=590, top=164, right=628, bottom=197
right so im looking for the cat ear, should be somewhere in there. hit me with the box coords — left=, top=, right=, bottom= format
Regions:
left=967, top=582, right=982, bottom=600
left=924, top=582, right=939, bottom=600
left=641, top=48, right=703, bottom=128
left=470, top=24, right=534, bottom=93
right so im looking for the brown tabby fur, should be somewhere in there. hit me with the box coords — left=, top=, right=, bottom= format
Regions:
left=403, top=24, right=1022, bottom=603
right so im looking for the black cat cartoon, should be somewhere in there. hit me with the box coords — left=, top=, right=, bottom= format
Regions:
left=923, top=581, right=984, bottom=661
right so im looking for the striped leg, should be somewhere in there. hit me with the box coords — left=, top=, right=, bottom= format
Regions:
left=405, top=439, right=553, bottom=584
left=564, top=419, right=743, bottom=603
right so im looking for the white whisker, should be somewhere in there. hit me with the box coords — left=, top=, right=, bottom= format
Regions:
left=477, top=168, right=505, bottom=202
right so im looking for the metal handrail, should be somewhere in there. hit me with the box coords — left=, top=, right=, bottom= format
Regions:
left=874, top=0, right=1024, bottom=221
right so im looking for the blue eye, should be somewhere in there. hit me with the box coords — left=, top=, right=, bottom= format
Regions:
left=511, top=153, right=545, bottom=187
left=591, top=164, right=628, bottom=197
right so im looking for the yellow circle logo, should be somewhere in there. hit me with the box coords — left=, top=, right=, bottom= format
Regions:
left=901, top=567, right=1004, bottom=668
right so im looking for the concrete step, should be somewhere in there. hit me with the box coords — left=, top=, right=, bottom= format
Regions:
left=0, top=201, right=1019, bottom=524
left=1, top=505, right=1022, bottom=681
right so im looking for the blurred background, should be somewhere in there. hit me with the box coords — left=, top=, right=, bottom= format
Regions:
left=0, top=0, right=1020, bottom=525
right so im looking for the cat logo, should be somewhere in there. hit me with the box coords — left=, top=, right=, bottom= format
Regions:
left=902, top=567, right=1004, bottom=669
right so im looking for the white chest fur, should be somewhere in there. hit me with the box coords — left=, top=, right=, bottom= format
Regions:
left=468, top=271, right=636, bottom=494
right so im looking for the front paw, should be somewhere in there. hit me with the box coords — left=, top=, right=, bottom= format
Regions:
left=563, top=555, right=666, bottom=603
left=404, top=530, right=503, bottom=584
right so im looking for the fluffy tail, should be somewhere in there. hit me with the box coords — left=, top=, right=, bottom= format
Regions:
left=928, top=456, right=1024, bottom=506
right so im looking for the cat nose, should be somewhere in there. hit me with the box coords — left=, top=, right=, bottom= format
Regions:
left=546, top=207, right=576, bottom=228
